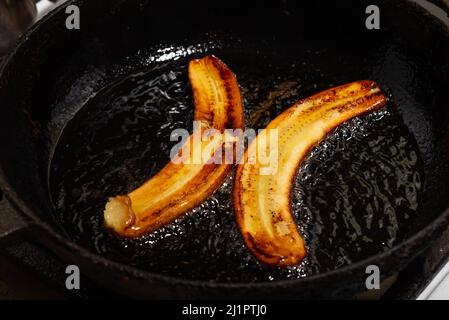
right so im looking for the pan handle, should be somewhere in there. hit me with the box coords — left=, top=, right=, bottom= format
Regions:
left=0, top=190, right=32, bottom=246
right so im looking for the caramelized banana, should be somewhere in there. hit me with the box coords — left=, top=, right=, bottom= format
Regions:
left=104, top=56, right=244, bottom=237
left=234, top=81, right=387, bottom=267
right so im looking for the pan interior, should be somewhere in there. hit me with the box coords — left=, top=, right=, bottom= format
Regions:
left=49, top=39, right=423, bottom=282
left=1, top=0, right=448, bottom=285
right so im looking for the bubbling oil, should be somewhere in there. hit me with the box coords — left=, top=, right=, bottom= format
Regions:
left=50, top=51, right=423, bottom=282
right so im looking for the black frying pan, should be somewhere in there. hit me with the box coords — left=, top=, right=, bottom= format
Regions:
left=1, top=0, right=449, bottom=299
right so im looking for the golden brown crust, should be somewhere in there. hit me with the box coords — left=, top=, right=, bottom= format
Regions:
left=104, top=56, right=244, bottom=238
left=233, top=80, right=387, bottom=267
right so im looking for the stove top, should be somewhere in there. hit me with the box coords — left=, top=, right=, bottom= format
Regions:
left=0, top=0, right=448, bottom=300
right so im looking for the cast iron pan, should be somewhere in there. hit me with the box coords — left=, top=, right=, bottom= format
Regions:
left=0, top=0, right=449, bottom=298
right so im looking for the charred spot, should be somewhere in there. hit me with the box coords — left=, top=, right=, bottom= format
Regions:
left=246, top=233, right=278, bottom=260
left=209, top=56, right=233, bottom=81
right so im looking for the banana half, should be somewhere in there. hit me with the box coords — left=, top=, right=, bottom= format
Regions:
left=104, top=56, right=244, bottom=237
left=233, top=80, right=387, bottom=267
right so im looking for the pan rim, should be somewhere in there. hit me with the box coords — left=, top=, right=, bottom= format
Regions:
left=2, top=176, right=449, bottom=290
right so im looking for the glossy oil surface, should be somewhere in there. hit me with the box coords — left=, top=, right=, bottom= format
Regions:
left=50, top=43, right=423, bottom=282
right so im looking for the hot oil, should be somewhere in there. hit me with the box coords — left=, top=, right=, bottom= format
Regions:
left=50, top=48, right=423, bottom=282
